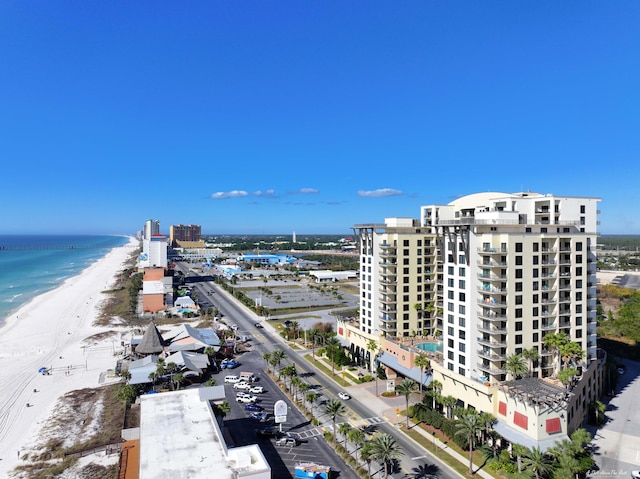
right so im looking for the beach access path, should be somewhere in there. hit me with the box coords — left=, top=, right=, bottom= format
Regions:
left=0, top=236, right=138, bottom=477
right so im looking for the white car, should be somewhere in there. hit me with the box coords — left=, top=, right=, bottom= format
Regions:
left=631, top=471, right=640, bottom=479
left=233, top=382, right=252, bottom=390
left=236, top=391, right=251, bottom=399
left=338, top=392, right=351, bottom=400
left=224, top=375, right=241, bottom=383
left=249, top=386, right=264, bottom=394
left=236, top=395, right=257, bottom=404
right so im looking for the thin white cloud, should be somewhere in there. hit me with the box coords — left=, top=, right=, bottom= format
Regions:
left=210, top=190, right=249, bottom=199
left=357, top=188, right=403, bottom=198
left=296, top=188, right=319, bottom=194
left=253, top=189, right=277, bottom=198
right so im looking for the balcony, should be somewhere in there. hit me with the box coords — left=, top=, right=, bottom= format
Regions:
left=541, top=322, right=557, bottom=331
left=478, top=311, right=507, bottom=321
left=477, top=337, right=507, bottom=348
left=540, top=309, right=556, bottom=318
left=477, top=349, right=506, bottom=361
left=478, top=247, right=508, bottom=254
left=379, top=259, right=398, bottom=267
left=478, top=297, right=507, bottom=308
left=478, top=260, right=507, bottom=268
left=477, top=273, right=507, bottom=282
left=477, top=324, right=507, bottom=335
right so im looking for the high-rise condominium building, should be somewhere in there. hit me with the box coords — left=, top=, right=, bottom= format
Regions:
left=170, top=224, right=202, bottom=246
left=143, top=219, right=161, bottom=240
left=355, top=191, right=600, bottom=384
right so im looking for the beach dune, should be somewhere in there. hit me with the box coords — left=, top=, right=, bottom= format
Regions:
left=0, top=236, right=137, bottom=476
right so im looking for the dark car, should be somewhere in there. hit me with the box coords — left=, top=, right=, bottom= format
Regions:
left=248, top=412, right=270, bottom=422
left=256, top=427, right=286, bottom=438
left=276, top=436, right=297, bottom=447
left=255, top=322, right=263, bottom=328
left=245, top=403, right=264, bottom=412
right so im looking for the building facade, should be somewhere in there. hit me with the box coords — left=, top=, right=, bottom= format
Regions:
left=170, top=224, right=202, bottom=246
left=345, top=191, right=604, bottom=449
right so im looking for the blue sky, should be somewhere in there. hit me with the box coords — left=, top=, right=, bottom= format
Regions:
left=1, top=2, right=639, bottom=235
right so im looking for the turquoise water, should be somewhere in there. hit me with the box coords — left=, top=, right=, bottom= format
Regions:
left=0, top=235, right=130, bottom=323
left=416, top=342, right=443, bottom=353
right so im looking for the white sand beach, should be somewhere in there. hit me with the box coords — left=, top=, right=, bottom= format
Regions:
left=0, top=236, right=138, bottom=477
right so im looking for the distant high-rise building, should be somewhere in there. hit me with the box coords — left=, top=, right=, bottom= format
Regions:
left=293, top=231, right=297, bottom=243
left=143, top=220, right=160, bottom=240
left=170, top=224, right=202, bottom=246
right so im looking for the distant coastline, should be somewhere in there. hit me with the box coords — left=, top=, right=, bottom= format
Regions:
left=0, top=234, right=132, bottom=324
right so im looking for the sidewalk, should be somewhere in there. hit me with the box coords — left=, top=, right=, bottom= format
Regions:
left=305, top=353, right=492, bottom=479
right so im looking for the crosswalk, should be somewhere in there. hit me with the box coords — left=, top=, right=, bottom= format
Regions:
left=294, top=416, right=385, bottom=439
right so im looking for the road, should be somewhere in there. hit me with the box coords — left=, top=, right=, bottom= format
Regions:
left=179, top=263, right=462, bottom=479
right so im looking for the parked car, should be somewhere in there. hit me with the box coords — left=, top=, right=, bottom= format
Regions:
left=248, top=412, right=270, bottom=422
left=233, top=382, right=252, bottom=390
left=631, top=471, right=640, bottom=479
left=256, top=427, right=285, bottom=438
left=276, top=436, right=297, bottom=447
left=224, top=375, right=241, bottom=383
left=249, top=386, right=264, bottom=394
left=237, top=395, right=258, bottom=404
left=245, top=403, right=264, bottom=412
left=236, top=391, right=251, bottom=399
left=338, top=392, right=351, bottom=400
left=255, top=322, right=263, bottom=328
left=226, top=360, right=239, bottom=369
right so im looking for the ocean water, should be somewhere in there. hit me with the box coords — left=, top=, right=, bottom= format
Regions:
left=0, top=235, right=131, bottom=323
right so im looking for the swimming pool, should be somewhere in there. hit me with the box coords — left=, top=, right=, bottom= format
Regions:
left=416, top=342, right=443, bottom=353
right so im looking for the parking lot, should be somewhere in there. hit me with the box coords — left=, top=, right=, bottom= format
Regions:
left=212, top=340, right=358, bottom=479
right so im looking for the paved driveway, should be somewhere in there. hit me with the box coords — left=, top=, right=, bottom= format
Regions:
left=591, top=359, right=640, bottom=476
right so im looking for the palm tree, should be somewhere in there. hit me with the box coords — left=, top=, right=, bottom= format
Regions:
left=366, top=339, right=379, bottom=373
left=290, top=376, right=302, bottom=401
left=455, top=409, right=483, bottom=475
left=504, top=353, right=528, bottom=380
left=148, top=371, right=158, bottom=390
left=395, top=378, right=418, bottom=429
left=289, top=320, right=300, bottom=340
left=324, top=399, right=346, bottom=444
left=308, top=327, right=319, bottom=357
left=172, top=372, right=185, bottom=391
left=522, top=446, right=553, bottom=479
left=370, top=433, right=404, bottom=479
left=281, top=365, right=297, bottom=391
left=479, top=411, right=496, bottom=444
left=347, top=427, right=365, bottom=464
left=429, top=379, right=442, bottom=410
left=338, top=422, right=352, bottom=447
left=559, top=341, right=585, bottom=369
left=522, top=346, right=538, bottom=377
left=262, top=352, right=272, bottom=372
left=360, top=441, right=374, bottom=477
left=543, top=332, right=569, bottom=376
left=325, top=336, right=341, bottom=376
left=212, top=400, right=231, bottom=426
left=120, top=370, right=132, bottom=383
left=441, top=395, right=457, bottom=419
left=512, top=443, right=527, bottom=474
left=298, top=383, right=310, bottom=406
left=414, top=354, right=431, bottom=396
left=271, top=349, right=286, bottom=379
left=305, top=391, right=318, bottom=414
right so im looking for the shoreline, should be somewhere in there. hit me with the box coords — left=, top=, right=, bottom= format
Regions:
left=0, top=236, right=138, bottom=476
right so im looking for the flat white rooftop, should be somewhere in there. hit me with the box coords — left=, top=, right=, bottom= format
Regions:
left=139, top=386, right=270, bottom=479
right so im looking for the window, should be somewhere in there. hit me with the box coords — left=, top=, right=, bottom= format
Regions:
left=459, top=317, right=466, bottom=327
left=533, top=243, right=539, bottom=252
left=448, top=303, right=454, bottom=312
left=515, top=334, right=523, bottom=344
left=458, top=330, right=466, bottom=340
left=459, top=305, right=466, bottom=314
left=533, top=256, right=539, bottom=265
left=448, top=351, right=454, bottom=360
left=516, top=269, right=523, bottom=278
left=533, top=319, right=539, bottom=329
left=448, top=338, right=454, bottom=348
left=459, top=355, right=466, bottom=365
left=448, top=278, right=454, bottom=287
left=459, top=280, right=466, bottom=288
left=459, top=255, right=465, bottom=263
left=516, top=295, right=523, bottom=305
left=448, top=266, right=454, bottom=275
left=580, top=205, right=586, bottom=214
left=576, top=254, right=582, bottom=263
left=459, top=342, right=466, bottom=352
left=448, top=291, right=454, bottom=299
left=459, top=292, right=466, bottom=301
left=516, top=256, right=523, bottom=266
left=514, top=411, right=528, bottom=430
left=546, top=417, right=561, bottom=434
left=448, top=314, right=454, bottom=324
left=576, top=242, right=583, bottom=251
left=516, top=321, right=523, bottom=331
left=533, top=332, right=539, bottom=342
left=516, top=309, right=523, bottom=318
left=403, top=240, right=410, bottom=247
left=533, top=307, right=539, bottom=317
left=533, top=294, right=539, bottom=303
left=516, top=282, right=523, bottom=292
left=459, top=267, right=466, bottom=277
left=516, top=243, right=523, bottom=252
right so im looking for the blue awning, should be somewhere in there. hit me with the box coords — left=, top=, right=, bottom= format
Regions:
left=377, top=352, right=433, bottom=386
